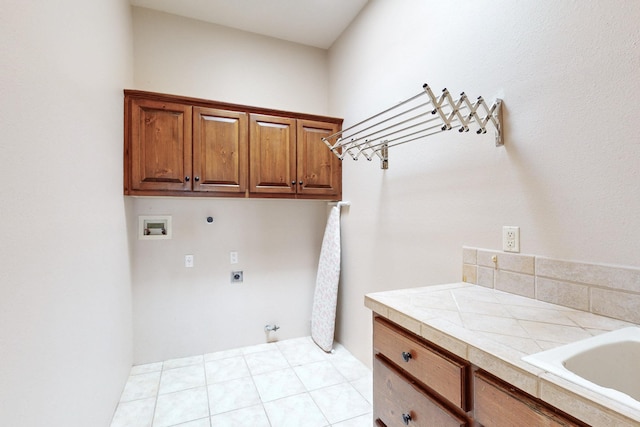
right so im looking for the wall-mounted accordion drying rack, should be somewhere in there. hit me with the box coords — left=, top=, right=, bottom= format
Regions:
left=322, top=83, right=503, bottom=169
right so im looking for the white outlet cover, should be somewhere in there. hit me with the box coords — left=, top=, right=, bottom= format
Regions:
left=502, top=226, right=520, bottom=253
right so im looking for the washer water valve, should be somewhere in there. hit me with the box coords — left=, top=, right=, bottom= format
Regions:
left=264, top=324, right=280, bottom=333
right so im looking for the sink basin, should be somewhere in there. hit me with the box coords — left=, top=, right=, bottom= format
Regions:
left=522, top=327, right=640, bottom=411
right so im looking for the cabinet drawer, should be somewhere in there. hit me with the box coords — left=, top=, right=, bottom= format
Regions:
left=374, top=355, right=469, bottom=427
left=374, top=317, right=469, bottom=411
left=474, top=370, right=587, bottom=427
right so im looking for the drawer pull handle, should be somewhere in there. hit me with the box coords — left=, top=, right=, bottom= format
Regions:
left=402, top=413, right=412, bottom=425
left=401, top=351, right=412, bottom=362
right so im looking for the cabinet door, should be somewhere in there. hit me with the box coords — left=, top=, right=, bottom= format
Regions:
left=296, top=119, right=342, bottom=199
left=193, top=107, right=248, bottom=194
left=474, top=370, right=587, bottom=427
left=249, top=114, right=296, bottom=195
left=130, top=98, right=192, bottom=192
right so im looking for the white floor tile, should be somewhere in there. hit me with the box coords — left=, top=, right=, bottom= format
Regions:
left=205, top=357, right=250, bottom=384
left=210, top=404, right=271, bottom=427
left=310, top=382, right=371, bottom=424
left=293, top=360, right=346, bottom=391
left=163, top=355, right=204, bottom=370
left=350, top=375, right=373, bottom=404
left=204, top=348, right=243, bottom=362
left=252, top=368, right=306, bottom=402
left=242, top=342, right=277, bottom=354
left=263, top=393, right=329, bottom=427
left=172, top=418, right=211, bottom=427
left=110, top=397, right=155, bottom=427
left=326, top=346, right=371, bottom=382
left=153, top=387, right=209, bottom=427
left=130, top=362, right=163, bottom=376
left=111, top=336, right=372, bottom=427
left=331, top=413, right=374, bottom=427
left=277, top=338, right=327, bottom=366
left=120, top=372, right=161, bottom=402
left=244, top=349, right=290, bottom=376
left=207, top=377, right=261, bottom=415
left=159, top=364, right=206, bottom=395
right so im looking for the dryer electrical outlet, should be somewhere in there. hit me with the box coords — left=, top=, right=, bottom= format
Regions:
left=502, top=226, right=520, bottom=253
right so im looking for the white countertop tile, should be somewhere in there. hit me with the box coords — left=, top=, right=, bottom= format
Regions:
left=366, top=282, right=640, bottom=427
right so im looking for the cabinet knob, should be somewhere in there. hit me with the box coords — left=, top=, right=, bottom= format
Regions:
left=194, top=176, right=200, bottom=182
left=299, top=181, right=303, bottom=185
left=402, top=413, right=412, bottom=425
left=291, top=180, right=296, bottom=185
left=401, top=351, right=412, bottom=362
left=185, top=176, right=190, bottom=182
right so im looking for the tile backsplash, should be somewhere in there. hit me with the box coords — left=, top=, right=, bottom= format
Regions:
left=462, top=247, right=640, bottom=324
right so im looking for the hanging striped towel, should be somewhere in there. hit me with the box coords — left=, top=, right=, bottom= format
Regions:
left=311, top=206, right=341, bottom=352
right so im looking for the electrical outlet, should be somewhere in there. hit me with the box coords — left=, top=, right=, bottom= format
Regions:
left=230, top=251, right=238, bottom=264
left=502, top=226, right=520, bottom=253
left=185, top=254, right=194, bottom=268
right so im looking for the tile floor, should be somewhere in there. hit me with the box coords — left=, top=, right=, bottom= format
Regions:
left=110, top=336, right=373, bottom=427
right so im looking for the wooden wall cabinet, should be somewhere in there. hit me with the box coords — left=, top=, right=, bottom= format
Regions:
left=124, top=90, right=342, bottom=200
left=372, top=315, right=589, bottom=427
left=249, top=115, right=342, bottom=198
left=128, top=98, right=193, bottom=193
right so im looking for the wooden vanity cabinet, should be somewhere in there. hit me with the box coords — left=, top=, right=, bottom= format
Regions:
left=373, top=316, right=472, bottom=426
left=374, top=356, right=469, bottom=427
left=125, top=90, right=342, bottom=200
left=372, top=315, right=590, bottom=427
left=473, top=370, right=587, bottom=427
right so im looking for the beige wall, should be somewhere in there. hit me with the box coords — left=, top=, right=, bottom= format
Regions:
left=129, top=8, right=332, bottom=364
left=132, top=7, right=330, bottom=114
left=0, top=1, right=134, bottom=426
left=328, top=0, right=640, bottom=366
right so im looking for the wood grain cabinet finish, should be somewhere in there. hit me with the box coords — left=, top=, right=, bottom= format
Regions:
left=474, top=370, right=588, bottom=427
left=372, top=315, right=591, bottom=427
left=296, top=119, right=341, bottom=198
left=193, top=107, right=248, bottom=193
left=125, top=90, right=342, bottom=200
left=129, top=98, right=192, bottom=192
left=249, top=114, right=297, bottom=195
left=373, top=317, right=469, bottom=411
left=249, top=116, right=342, bottom=199
left=374, top=356, right=469, bottom=427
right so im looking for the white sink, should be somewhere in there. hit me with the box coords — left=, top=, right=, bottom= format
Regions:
left=522, top=327, right=640, bottom=411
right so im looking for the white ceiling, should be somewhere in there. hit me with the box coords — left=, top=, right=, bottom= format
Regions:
left=129, top=0, right=369, bottom=49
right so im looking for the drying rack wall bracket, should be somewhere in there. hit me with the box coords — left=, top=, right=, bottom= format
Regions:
left=323, top=83, right=504, bottom=169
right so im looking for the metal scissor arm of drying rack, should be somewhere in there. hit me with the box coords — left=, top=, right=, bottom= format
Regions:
left=322, top=83, right=503, bottom=169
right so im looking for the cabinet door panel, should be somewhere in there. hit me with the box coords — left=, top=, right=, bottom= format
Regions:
left=130, top=99, right=192, bottom=191
left=193, top=107, right=248, bottom=193
left=374, top=356, right=468, bottom=427
left=249, top=114, right=296, bottom=194
left=474, top=370, right=586, bottom=427
left=296, top=120, right=342, bottom=199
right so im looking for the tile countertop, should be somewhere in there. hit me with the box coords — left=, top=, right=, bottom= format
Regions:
left=365, top=282, right=640, bottom=427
